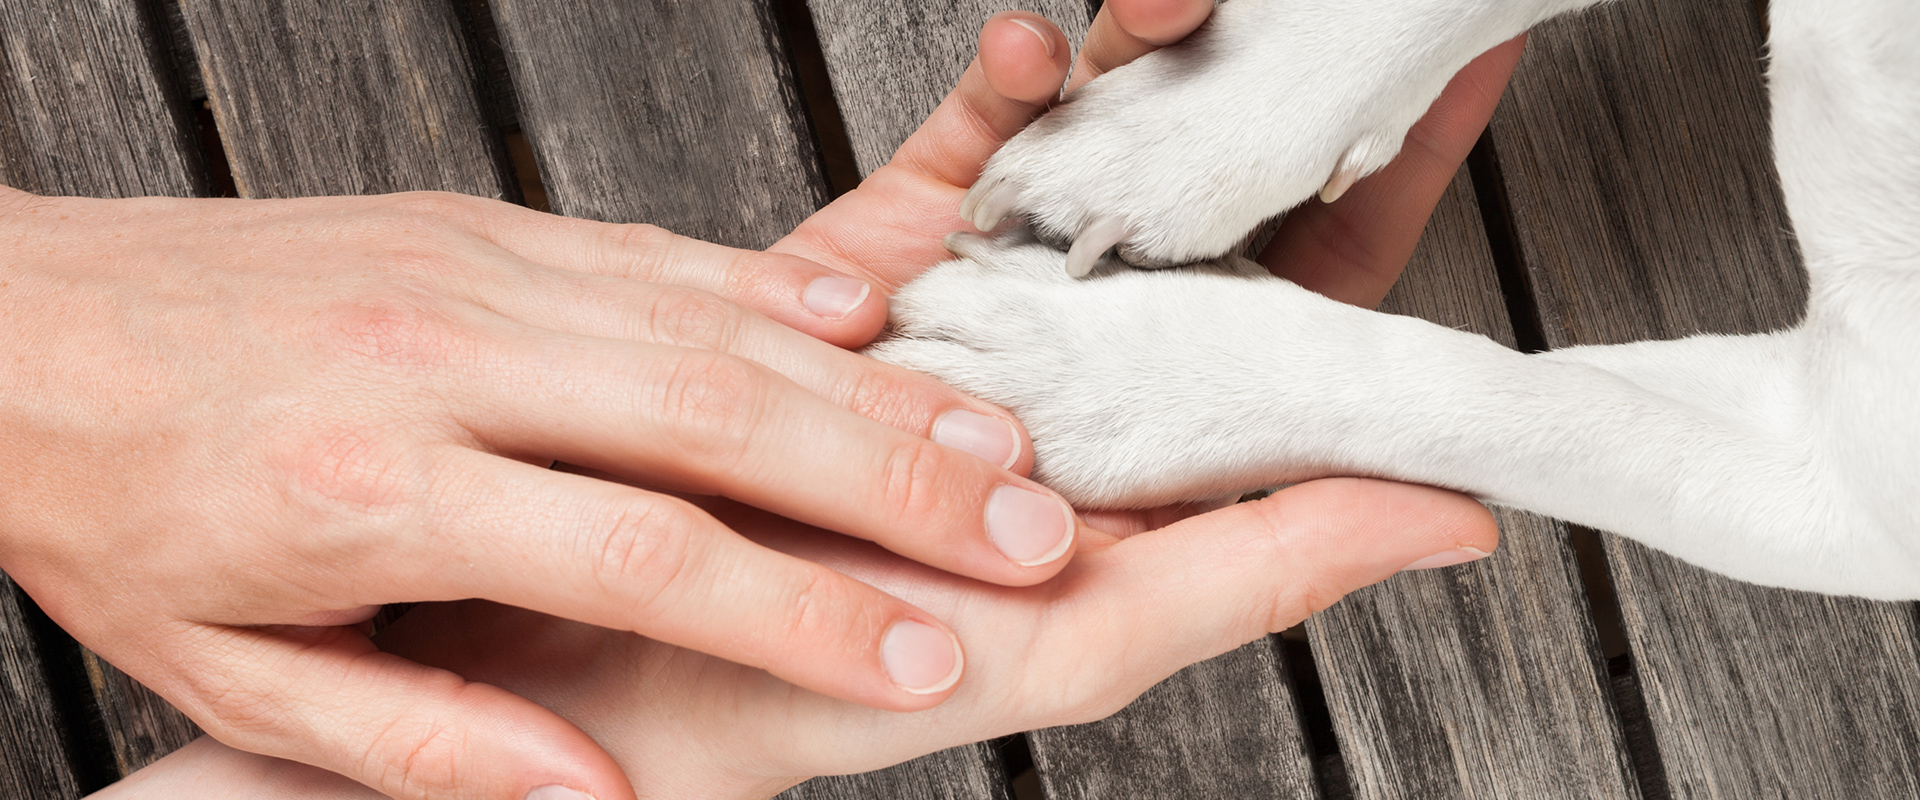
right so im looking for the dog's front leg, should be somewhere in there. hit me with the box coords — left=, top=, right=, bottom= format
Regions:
left=872, top=242, right=1915, bottom=599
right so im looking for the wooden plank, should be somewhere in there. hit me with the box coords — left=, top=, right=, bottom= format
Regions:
left=0, top=574, right=86, bottom=799
left=177, top=0, right=511, bottom=199
left=783, top=743, right=1012, bottom=800
left=0, top=0, right=202, bottom=197
left=485, top=0, right=827, bottom=248
left=1305, top=170, right=1642, bottom=800
left=1486, top=0, right=1920, bottom=795
left=2, top=0, right=214, bottom=782
left=1030, top=638, right=1320, bottom=800
left=804, top=0, right=1094, bottom=177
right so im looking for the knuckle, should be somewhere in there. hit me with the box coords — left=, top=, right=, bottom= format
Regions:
left=877, top=437, right=957, bottom=526
left=835, top=366, right=935, bottom=432
left=194, top=680, right=293, bottom=743
left=608, top=221, right=672, bottom=253
left=644, top=287, right=746, bottom=352
left=283, top=426, right=416, bottom=507
left=653, top=351, right=767, bottom=466
left=1233, top=496, right=1345, bottom=629
left=590, top=499, right=703, bottom=622
left=315, top=296, right=472, bottom=371
left=775, top=566, right=860, bottom=653
left=603, top=222, right=674, bottom=277
left=362, top=701, right=473, bottom=800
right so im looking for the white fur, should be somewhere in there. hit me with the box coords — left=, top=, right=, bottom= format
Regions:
left=870, top=0, right=1920, bottom=599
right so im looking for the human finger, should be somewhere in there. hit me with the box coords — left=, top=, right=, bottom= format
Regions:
left=773, top=12, right=1071, bottom=285
left=891, top=12, right=1073, bottom=191
left=1053, top=479, right=1496, bottom=718
left=153, top=623, right=635, bottom=800
left=377, top=194, right=890, bottom=351
left=384, top=453, right=976, bottom=709
left=1068, top=0, right=1215, bottom=92
left=446, top=334, right=1079, bottom=581
left=474, top=264, right=1033, bottom=474
left=1258, top=35, right=1527, bottom=308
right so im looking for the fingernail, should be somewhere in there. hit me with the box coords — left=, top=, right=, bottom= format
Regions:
left=1010, top=18, right=1058, bottom=58
left=1404, top=546, right=1492, bottom=571
left=882, top=619, right=964, bottom=694
left=985, top=484, right=1074, bottom=566
left=933, top=409, right=1021, bottom=470
left=803, top=275, right=871, bottom=320
left=527, top=786, right=595, bottom=800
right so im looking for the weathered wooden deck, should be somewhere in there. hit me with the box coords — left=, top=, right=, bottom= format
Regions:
left=3, top=0, right=1917, bottom=798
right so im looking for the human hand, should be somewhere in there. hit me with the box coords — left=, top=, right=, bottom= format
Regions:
left=0, top=168, right=1079, bottom=797
left=67, top=2, right=1525, bottom=796
left=94, top=478, right=1496, bottom=800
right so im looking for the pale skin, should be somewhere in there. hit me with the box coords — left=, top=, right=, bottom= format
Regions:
left=45, top=3, right=1527, bottom=799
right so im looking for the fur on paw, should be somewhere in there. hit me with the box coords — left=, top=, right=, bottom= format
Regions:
left=964, top=0, right=1520, bottom=273
left=867, top=231, right=1290, bottom=509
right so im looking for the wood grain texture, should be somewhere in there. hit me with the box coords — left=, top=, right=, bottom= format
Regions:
left=1304, top=171, right=1641, bottom=800
left=782, top=743, right=1012, bottom=800
left=1311, top=509, right=1638, bottom=800
left=1, top=574, right=85, bottom=799
left=486, top=0, right=826, bottom=248
left=804, top=0, right=1095, bottom=177
left=2, top=0, right=211, bottom=783
left=84, top=657, right=203, bottom=776
left=1487, top=0, right=1920, bottom=795
left=1029, top=638, right=1321, bottom=800
left=178, top=0, right=510, bottom=198
left=0, top=0, right=202, bottom=197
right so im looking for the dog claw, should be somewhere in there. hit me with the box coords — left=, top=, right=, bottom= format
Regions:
left=1066, top=216, right=1130, bottom=278
left=1319, top=162, right=1362, bottom=204
left=962, top=178, right=1021, bottom=232
left=942, top=231, right=995, bottom=259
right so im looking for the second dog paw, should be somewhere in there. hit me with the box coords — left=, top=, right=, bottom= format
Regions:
left=968, top=0, right=1525, bottom=272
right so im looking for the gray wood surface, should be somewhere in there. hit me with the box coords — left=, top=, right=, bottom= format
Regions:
left=85, top=656, right=204, bottom=777
left=1306, top=171, right=1642, bottom=800
left=805, top=0, right=1095, bottom=177
left=0, top=0, right=203, bottom=198
left=177, top=0, right=510, bottom=199
left=1487, top=0, right=1920, bottom=795
left=0, top=575, right=86, bottom=799
left=486, top=0, right=826, bottom=248
left=1, top=0, right=212, bottom=786
left=1031, top=638, right=1320, bottom=800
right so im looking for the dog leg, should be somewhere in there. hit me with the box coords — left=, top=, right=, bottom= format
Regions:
left=870, top=237, right=1917, bottom=598
left=1761, top=0, right=1920, bottom=569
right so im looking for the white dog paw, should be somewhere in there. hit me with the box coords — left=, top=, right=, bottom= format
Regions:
left=867, top=232, right=1295, bottom=508
left=966, top=0, right=1522, bottom=272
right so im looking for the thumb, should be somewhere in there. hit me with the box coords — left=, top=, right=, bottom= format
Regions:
left=159, top=624, right=633, bottom=800
left=1096, top=478, right=1497, bottom=668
